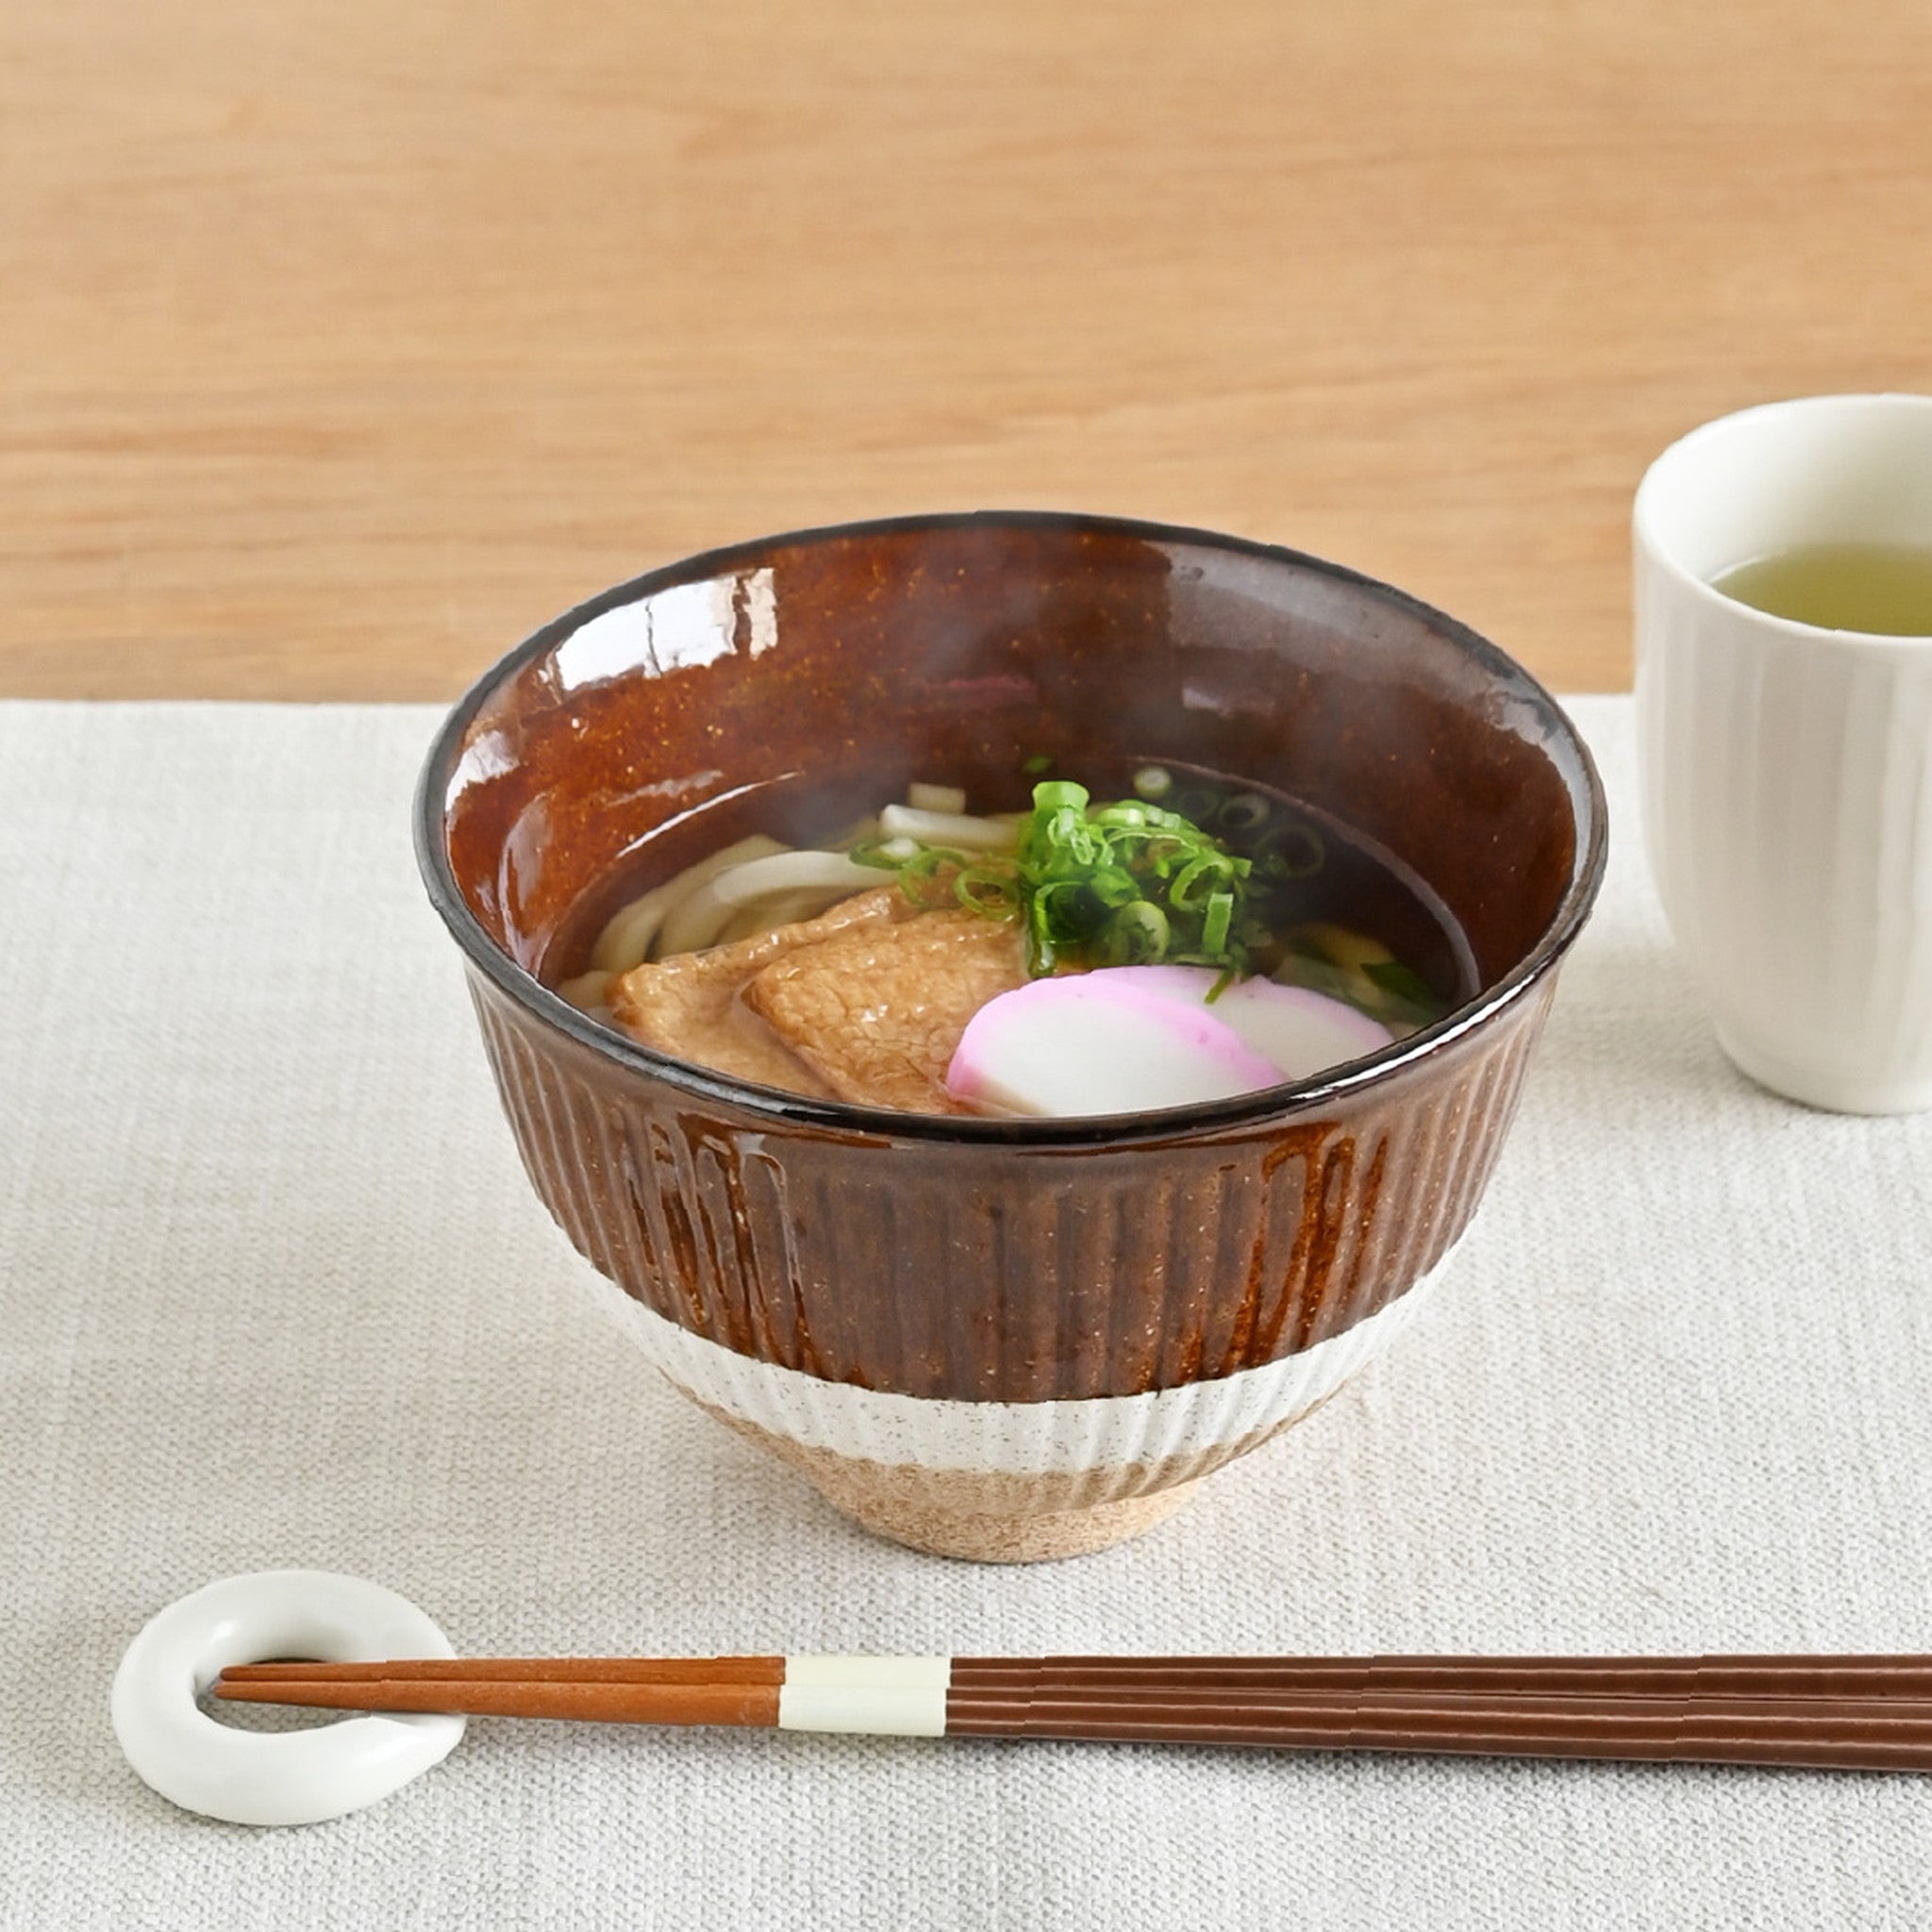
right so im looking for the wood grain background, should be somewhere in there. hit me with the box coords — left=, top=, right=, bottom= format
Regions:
left=6, top=0, right=1930, bottom=699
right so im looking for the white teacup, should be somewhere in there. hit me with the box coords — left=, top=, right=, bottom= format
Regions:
left=1635, top=393, right=1932, bottom=1113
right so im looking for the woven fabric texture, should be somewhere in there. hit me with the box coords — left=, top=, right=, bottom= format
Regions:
left=2, top=698, right=1929, bottom=1927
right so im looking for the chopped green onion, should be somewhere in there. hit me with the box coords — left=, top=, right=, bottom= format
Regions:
left=1101, top=900, right=1170, bottom=964
left=955, top=867, right=1018, bottom=916
left=847, top=835, right=908, bottom=870
left=1030, top=779, right=1089, bottom=813
left=841, top=766, right=1332, bottom=988
left=1167, top=855, right=1226, bottom=911
left=1201, top=890, right=1233, bottom=955
left=1087, top=867, right=1141, bottom=909
left=895, top=843, right=974, bottom=907
left=1217, top=792, right=1271, bottom=832
left=1260, top=822, right=1324, bottom=879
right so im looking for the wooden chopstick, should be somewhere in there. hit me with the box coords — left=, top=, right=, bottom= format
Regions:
left=210, top=1654, right=1932, bottom=1771
left=953, top=1655, right=1932, bottom=1700
left=220, top=1652, right=1932, bottom=1700
left=945, top=1693, right=1932, bottom=1772
left=221, top=1656, right=785, bottom=1687
left=218, top=1675, right=785, bottom=1725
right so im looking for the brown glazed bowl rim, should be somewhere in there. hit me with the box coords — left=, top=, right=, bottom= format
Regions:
left=414, top=509, right=1607, bottom=1147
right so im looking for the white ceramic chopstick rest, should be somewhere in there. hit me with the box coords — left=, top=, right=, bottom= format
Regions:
left=110, top=1569, right=466, bottom=1826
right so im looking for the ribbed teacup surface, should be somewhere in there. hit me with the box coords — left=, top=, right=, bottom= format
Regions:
left=1640, top=612, right=1932, bottom=1111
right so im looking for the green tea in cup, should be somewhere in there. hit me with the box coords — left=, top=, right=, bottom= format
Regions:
left=1710, top=540, right=1932, bottom=636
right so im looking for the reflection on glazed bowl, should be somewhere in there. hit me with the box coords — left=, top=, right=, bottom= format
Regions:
left=416, top=513, right=1606, bottom=1561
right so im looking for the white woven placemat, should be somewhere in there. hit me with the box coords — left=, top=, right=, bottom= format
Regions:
left=3, top=697, right=1928, bottom=1928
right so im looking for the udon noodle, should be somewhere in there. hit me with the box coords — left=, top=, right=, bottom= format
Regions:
left=552, top=769, right=1462, bottom=1119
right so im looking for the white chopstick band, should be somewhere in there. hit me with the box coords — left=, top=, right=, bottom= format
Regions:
left=776, top=1656, right=953, bottom=1736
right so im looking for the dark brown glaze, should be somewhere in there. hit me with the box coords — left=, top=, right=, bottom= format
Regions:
left=465, top=963, right=1550, bottom=1399
left=417, top=512, right=1606, bottom=1403
left=945, top=1656, right=1932, bottom=1698
left=940, top=1691, right=1932, bottom=1770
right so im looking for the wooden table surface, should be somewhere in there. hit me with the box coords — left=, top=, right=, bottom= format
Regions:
left=7, top=2, right=1930, bottom=700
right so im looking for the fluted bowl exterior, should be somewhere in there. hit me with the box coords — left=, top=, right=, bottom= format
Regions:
left=417, top=512, right=1604, bottom=1556
left=469, top=960, right=1554, bottom=1406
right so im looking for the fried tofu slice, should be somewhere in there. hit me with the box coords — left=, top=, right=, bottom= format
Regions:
left=745, top=908, right=1028, bottom=1113
left=608, top=889, right=905, bottom=1098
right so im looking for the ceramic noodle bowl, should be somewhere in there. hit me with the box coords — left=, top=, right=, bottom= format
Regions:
left=416, top=513, right=1606, bottom=1561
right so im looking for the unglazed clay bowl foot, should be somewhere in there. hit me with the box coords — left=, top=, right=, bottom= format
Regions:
left=833, top=1485, right=1200, bottom=1566
left=575, top=1244, right=1457, bottom=1561
left=417, top=513, right=1606, bottom=1561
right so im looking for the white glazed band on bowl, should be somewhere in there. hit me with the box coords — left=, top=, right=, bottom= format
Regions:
left=578, top=1244, right=1465, bottom=1562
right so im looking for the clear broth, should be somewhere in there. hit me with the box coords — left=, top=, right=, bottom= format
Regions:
left=545, top=758, right=1480, bottom=1025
